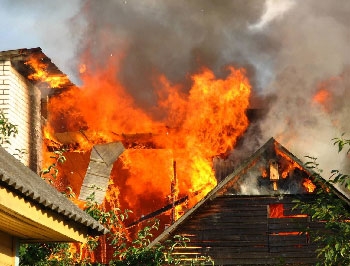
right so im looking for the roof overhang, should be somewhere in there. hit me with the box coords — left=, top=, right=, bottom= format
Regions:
left=0, top=185, right=91, bottom=243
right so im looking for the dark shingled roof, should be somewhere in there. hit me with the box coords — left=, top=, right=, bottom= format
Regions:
left=0, top=47, right=76, bottom=94
left=0, top=146, right=108, bottom=236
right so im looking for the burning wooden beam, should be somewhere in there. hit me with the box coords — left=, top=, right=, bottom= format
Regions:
left=127, top=195, right=188, bottom=228
left=269, top=160, right=279, bottom=191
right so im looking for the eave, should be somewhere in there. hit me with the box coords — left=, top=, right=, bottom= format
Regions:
left=0, top=185, right=91, bottom=243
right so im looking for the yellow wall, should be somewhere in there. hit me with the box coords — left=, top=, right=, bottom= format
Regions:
left=0, top=186, right=89, bottom=243
left=0, top=230, right=15, bottom=266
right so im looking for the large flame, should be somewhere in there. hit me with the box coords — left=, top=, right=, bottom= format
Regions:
left=44, top=56, right=251, bottom=212
left=25, top=54, right=70, bottom=88
left=28, top=53, right=251, bottom=261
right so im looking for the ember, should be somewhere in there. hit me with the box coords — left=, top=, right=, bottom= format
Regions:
left=303, top=178, right=316, bottom=193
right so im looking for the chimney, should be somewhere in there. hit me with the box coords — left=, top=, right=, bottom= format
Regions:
left=0, top=53, right=42, bottom=174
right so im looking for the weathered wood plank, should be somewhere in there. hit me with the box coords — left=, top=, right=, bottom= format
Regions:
left=162, top=195, right=319, bottom=265
left=181, top=222, right=267, bottom=231
left=183, top=231, right=268, bottom=241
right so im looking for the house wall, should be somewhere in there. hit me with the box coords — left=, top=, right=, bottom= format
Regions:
left=169, top=195, right=319, bottom=265
left=0, top=230, right=16, bottom=266
left=0, top=60, right=42, bottom=173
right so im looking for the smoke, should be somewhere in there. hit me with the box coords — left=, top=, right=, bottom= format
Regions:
left=73, top=0, right=271, bottom=108
left=2, top=1, right=348, bottom=176
left=249, top=0, right=296, bottom=30
left=254, top=1, right=350, bottom=176
left=70, top=0, right=350, bottom=175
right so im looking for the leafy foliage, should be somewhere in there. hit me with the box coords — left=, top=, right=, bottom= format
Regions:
left=111, top=222, right=213, bottom=266
left=332, top=133, right=350, bottom=154
left=20, top=190, right=214, bottom=265
left=85, top=192, right=214, bottom=266
left=0, top=111, right=18, bottom=145
left=19, top=243, right=79, bottom=266
left=294, top=135, right=350, bottom=266
left=41, top=148, right=67, bottom=183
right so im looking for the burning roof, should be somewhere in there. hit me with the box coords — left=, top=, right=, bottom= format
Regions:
left=149, top=137, right=349, bottom=246
left=0, top=47, right=76, bottom=93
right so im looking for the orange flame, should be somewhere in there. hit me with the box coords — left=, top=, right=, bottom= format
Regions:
left=269, top=204, right=307, bottom=218
left=312, top=76, right=340, bottom=113
left=269, top=204, right=307, bottom=237
left=313, top=89, right=330, bottom=105
left=303, top=178, right=316, bottom=193
left=274, top=144, right=303, bottom=179
left=261, top=168, right=268, bottom=178
left=44, top=58, right=251, bottom=208
left=37, top=53, right=251, bottom=262
left=25, top=55, right=70, bottom=88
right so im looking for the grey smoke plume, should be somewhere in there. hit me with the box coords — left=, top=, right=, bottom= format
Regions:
left=254, top=1, right=350, bottom=175
left=1, top=0, right=348, bottom=175
left=74, top=0, right=270, bottom=107
left=72, top=0, right=349, bottom=174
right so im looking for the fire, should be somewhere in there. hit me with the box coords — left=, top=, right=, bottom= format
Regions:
left=269, top=203, right=284, bottom=218
left=153, top=66, right=251, bottom=204
left=312, top=87, right=333, bottom=114
left=43, top=57, right=251, bottom=211
left=29, top=52, right=251, bottom=261
left=274, top=143, right=303, bottom=178
left=313, top=89, right=330, bottom=105
left=303, top=178, right=316, bottom=193
left=261, top=167, right=268, bottom=178
left=25, top=54, right=70, bottom=88
left=312, top=76, right=341, bottom=113
left=79, top=63, right=87, bottom=74
left=269, top=204, right=307, bottom=218
left=268, top=204, right=307, bottom=237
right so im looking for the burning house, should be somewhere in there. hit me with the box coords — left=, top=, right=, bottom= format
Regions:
left=0, top=47, right=260, bottom=261
left=149, top=137, right=350, bottom=265
left=1, top=46, right=349, bottom=265
left=0, top=48, right=108, bottom=265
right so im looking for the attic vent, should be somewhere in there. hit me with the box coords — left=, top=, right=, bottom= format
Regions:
left=269, top=160, right=279, bottom=190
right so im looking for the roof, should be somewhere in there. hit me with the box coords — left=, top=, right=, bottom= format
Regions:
left=0, top=47, right=76, bottom=93
left=0, top=146, right=108, bottom=236
left=149, top=137, right=350, bottom=246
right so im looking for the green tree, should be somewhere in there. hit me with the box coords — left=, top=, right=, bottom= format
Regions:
left=294, top=134, right=350, bottom=266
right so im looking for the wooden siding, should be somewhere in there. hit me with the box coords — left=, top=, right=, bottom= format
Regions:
left=169, top=195, right=320, bottom=265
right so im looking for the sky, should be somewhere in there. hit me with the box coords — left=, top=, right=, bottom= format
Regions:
left=1, top=0, right=349, bottom=174
left=0, top=0, right=81, bottom=78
